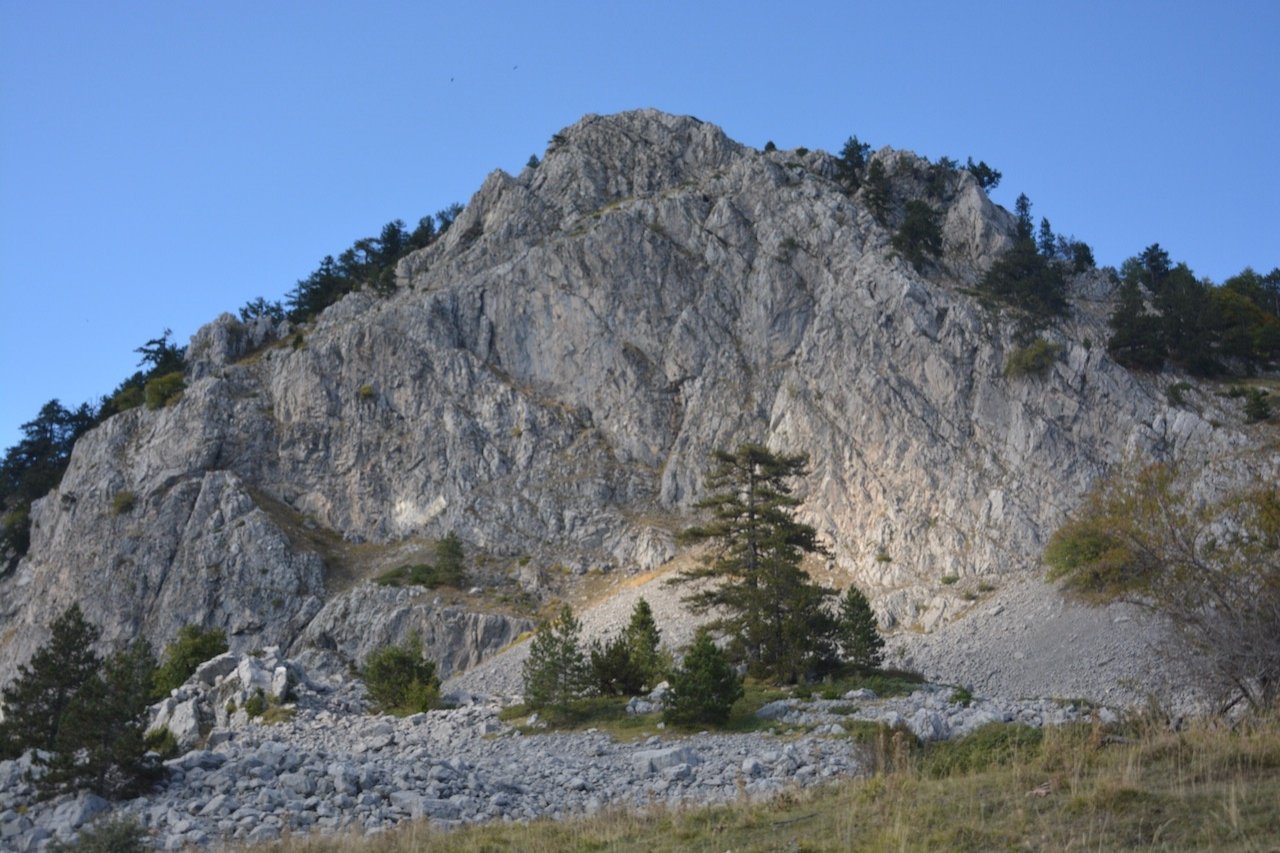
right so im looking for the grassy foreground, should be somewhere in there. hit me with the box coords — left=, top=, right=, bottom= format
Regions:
left=252, top=715, right=1280, bottom=852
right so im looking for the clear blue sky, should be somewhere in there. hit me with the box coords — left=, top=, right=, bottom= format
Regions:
left=2, top=1, right=1277, bottom=452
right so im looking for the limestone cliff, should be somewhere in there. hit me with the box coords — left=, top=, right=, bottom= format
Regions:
left=1, top=109, right=1272, bottom=685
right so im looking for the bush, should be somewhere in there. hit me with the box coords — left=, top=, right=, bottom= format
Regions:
left=663, top=629, right=743, bottom=726
left=143, top=371, right=185, bottom=410
left=1166, top=382, right=1192, bottom=407
left=522, top=605, right=591, bottom=710
left=143, top=726, right=178, bottom=759
left=362, top=635, right=440, bottom=715
left=152, top=625, right=228, bottom=697
left=1004, top=338, right=1063, bottom=379
left=1046, top=462, right=1280, bottom=711
left=243, top=688, right=268, bottom=718
left=110, top=490, right=136, bottom=516
left=49, top=815, right=148, bottom=853
left=1244, top=388, right=1272, bottom=422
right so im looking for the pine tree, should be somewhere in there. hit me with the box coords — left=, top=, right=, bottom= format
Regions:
left=673, top=444, right=837, bottom=684
left=624, top=598, right=668, bottom=690
left=43, top=640, right=160, bottom=799
left=0, top=604, right=101, bottom=758
left=663, top=629, right=743, bottom=726
left=1107, top=279, right=1166, bottom=370
left=588, top=635, right=645, bottom=696
left=433, top=531, right=466, bottom=587
left=836, top=585, right=885, bottom=671
left=521, top=605, right=591, bottom=710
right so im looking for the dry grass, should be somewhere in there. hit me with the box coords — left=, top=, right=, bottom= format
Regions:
left=237, top=716, right=1280, bottom=852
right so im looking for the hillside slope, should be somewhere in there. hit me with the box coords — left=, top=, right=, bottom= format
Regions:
left=1, top=110, right=1271, bottom=689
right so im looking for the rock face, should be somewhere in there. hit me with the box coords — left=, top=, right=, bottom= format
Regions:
left=0, top=109, right=1273, bottom=684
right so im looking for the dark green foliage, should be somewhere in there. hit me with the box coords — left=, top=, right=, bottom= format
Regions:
left=526, top=154, right=540, bottom=169
left=673, top=444, right=838, bottom=684
left=979, top=222, right=1067, bottom=321
left=243, top=688, right=267, bottom=718
left=134, top=330, right=185, bottom=377
left=433, top=530, right=466, bottom=587
left=589, top=635, right=646, bottom=696
left=238, top=296, right=284, bottom=324
left=1109, top=248, right=1280, bottom=377
left=1014, top=194, right=1034, bottom=240
left=835, top=135, right=871, bottom=189
left=588, top=598, right=670, bottom=696
left=1037, top=218, right=1057, bottom=258
left=435, top=203, right=464, bottom=233
left=1156, top=263, right=1220, bottom=375
left=49, top=815, right=148, bottom=853
left=663, top=629, right=744, bottom=726
left=1107, top=280, right=1166, bottom=370
left=1003, top=338, right=1063, bottom=379
left=965, top=157, right=1002, bottom=191
left=143, top=726, right=178, bottom=759
left=0, top=604, right=101, bottom=758
left=286, top=210, right=458, bottom=322
left=43, top=640, right=160, bottom=799
left=624, top=598, right=669, bottom=690
left=891, top=201, right=943, bottom=273
left=763, top=140, right=777, bottom=153
left=862, top=160, right=891, bottom=223
left=361, top=634, right=441, bottom=715
left=152, top=625, right=228, bottom=697
left=376, top=531, right=466, bottom=589
left=142, top=372, right=185, bottom=410
left=522, top=605, right=591, bottom=710
left=1165, top=382, right=1191, bottom=407
left=1243, top=389, right=1272, bottom=422
left=836, top=585, right=885, bottom=671
left=0, top=400, right=97, bottom=570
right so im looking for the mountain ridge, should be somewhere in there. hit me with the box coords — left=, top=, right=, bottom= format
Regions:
left=1, top=109, right=1272, bottom=689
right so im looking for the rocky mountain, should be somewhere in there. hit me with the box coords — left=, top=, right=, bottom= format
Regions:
left=1, top=109, right=1272, bottom=688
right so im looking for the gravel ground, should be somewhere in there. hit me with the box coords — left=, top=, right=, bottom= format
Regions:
left=447, top=568, right=1191, bottom=710
left=885, top=574, right=1196, bottom=710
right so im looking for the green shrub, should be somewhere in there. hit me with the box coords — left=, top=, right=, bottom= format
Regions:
left=663, top=629, right=743, bottom=726
left=49, top=815, right=147, bottom=852
left=110, top=490, right=136, bottom=516
left=143, top=371, right=185, bottom=410
left=153, top=625, right=227, bottom=697
left=108, top=383, right=144, bottom=413
left=589, top=635, right=645, bottom=696
left=244, top=688, right=267, bottom=718
left=1165, top=381, right=1192, bottom=407
left=357, top=383, right=375, bottom=400
left=1004, top=338, right=1063, bottom=379
left=940, top=574, right=958, bottom=585
left=891, top=200, right=943, bottom=273
left=1244, top=388, right=1272, bottom=422
left=143, top=726, right=178, bottom=759
left=362, top=634, right=440, bottom=715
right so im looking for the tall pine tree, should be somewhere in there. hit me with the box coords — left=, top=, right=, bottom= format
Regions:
left=673, top=444, right=837, bottom=684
